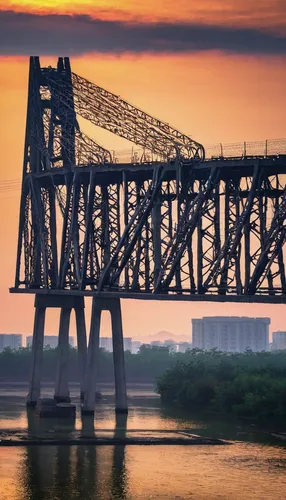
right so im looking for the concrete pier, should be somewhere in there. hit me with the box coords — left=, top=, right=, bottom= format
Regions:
left=27, top=305, right=46, bottom=406
left=54, top=308, right=72, bottom=403
left=26, top=295, right=87, bottom=407
left=110, top=299, right=128, bottom=413
left=75, top=307, right=87, bottom=401
left=82, top=297, right=128, bottom=415
left=82, top=300, right=101, bottom=415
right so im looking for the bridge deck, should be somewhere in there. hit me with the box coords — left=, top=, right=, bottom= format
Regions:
left=33, top=156, right=286, bottom=188
left=9, top=287, right=286, bottom=304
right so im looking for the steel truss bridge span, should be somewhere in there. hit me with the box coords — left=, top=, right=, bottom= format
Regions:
left=11, top=57, right=286, bottom=303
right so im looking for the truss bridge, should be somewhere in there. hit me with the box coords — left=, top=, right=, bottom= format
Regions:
left=9, top=56, right=286, bottom=412
left=11, top=56, right=286, bottom=304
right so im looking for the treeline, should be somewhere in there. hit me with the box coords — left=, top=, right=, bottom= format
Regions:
left=156, top=350, right=286, bottom=421
left=0, top=344, right=176, bottom=382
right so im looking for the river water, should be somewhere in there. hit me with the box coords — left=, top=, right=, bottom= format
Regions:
left=0, top=383, right=286, bottom=499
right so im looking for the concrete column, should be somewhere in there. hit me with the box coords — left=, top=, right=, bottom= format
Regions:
left=27, top=306, right=46, bottom=406
left=110, top=299, right=128, bottom=413
left=82, top=299, right=101, bottom=415
left=75, top=307, right=87, bottom=401
left=54, top=308, right=71, bottom=403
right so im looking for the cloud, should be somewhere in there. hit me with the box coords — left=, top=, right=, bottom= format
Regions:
left=0, top=9, right=286, bottom=56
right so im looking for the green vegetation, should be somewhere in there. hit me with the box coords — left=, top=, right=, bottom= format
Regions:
left=156, top=349, right=286, bottom=421
left=2, top=345, right=286, bottom=420
left=0, top=344, right=174, bottom=382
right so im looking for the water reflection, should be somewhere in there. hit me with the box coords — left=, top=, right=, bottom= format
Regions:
left=111, top=414, right=128, bottom=499
left=21, top=410, right=128, bottom=499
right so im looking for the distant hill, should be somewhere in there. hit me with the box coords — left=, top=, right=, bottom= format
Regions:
left=137, top=330, right=192, bottom=343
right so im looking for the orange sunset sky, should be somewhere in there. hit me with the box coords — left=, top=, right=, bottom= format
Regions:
left=0, top=0, right=286, bottom=341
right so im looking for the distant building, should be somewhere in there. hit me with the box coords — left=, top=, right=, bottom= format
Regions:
left=272, top=331, right=286, bottom=350
left=123, top=337, right=132, bottom=352
left=177, top=342, right=192, bottom=353
left=69, top=336, right=75, bottom=347
left=43, top=336, right=58, bottom=349
left=151, top=341, right=163, bottom=347
left=26, top=335, right=75, bottom=348
left=0, top=334, right=22, bottom=351
left=131, top=341, right=142, bottom=354
left=100, top=337, right=113, bottom=352
left=26, top=336, right=33, bottom=347
left=99, top=337, right=133, bottom=352
left=163, top=339, right=176, bottom=352
left=192, top=317, right=270, bottom=352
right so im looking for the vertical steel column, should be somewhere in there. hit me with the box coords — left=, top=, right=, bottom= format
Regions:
left=123, top=172, right=130, bottom=290
left=152, top=196, right=161, bottom=285
left=197, top=211, right=203, bottom=293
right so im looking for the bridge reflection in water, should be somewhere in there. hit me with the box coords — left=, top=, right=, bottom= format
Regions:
left=22, top=410, right=128, bottom=500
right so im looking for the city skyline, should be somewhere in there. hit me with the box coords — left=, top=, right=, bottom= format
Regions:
left=1, top=314, right=282, bottom=344
left=1, top=1, right=286, bottom=339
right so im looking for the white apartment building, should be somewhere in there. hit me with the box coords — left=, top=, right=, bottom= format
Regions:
left=192, top=316, right=270, bottom=352
left=272, top=331, right=286, bottom=350
left=0, top=334, right=22, bottom=351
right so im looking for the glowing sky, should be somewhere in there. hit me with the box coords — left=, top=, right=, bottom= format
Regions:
left=0, top=0, right=286, bottom=340
left=2, top=0, right=286, bottom=31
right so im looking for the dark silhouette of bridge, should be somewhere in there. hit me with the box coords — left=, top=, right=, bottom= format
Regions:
left=10, top=56, right=286, bottom=414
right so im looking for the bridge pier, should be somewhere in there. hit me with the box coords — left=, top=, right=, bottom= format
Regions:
left=54, top=308, right=72, bottom=403
left=75, top=307, right=87, bottom=401
left=27, top=305, right=46, bottom=407
left=82, top=297, right=128, bottom=415
left=27, top=295, right=87, bottom=406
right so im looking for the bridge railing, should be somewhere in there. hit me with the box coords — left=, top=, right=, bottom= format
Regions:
left=111, top=138, right=286, bottom=163
left=205, top=138, right=286, bottom=159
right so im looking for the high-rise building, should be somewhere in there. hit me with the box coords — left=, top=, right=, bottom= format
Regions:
left=0, top=334, right=22, bottom=351
left=272, top=331, right=286, bottom=350
left=192, top=317, right=270, bottom=352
